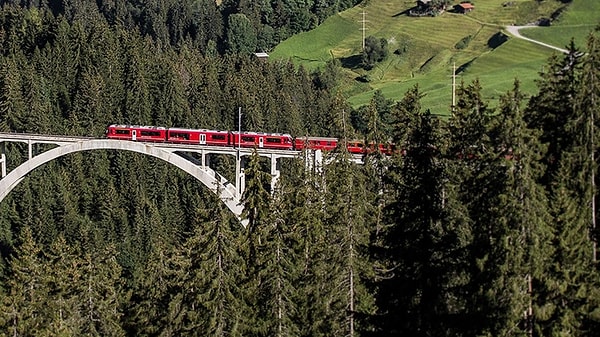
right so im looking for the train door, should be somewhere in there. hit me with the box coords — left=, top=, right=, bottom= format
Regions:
left=200, top=134, right=206, bottom=145
left=259, top=137, right=264, bottom=148
left=132, top=130, right=137, bottom=141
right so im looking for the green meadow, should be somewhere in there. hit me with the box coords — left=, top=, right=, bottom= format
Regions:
left=518, top=0, right=600, bottom=50
left=270, top=0, right=599, bottom=113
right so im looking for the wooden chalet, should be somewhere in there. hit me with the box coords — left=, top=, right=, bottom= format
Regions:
left=411, top=0, right=447, bottom=16
left=454, top=2, right=475, bottom=13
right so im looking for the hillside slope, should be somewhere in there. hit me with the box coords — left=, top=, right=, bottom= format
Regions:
left=270, top=0, right=598, bottom=113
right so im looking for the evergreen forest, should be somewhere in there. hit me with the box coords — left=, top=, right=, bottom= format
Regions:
left=0, top=1, right=600, bottom=336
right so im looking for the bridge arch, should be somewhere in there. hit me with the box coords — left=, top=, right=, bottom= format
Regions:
left=0, top=139, right=246, bottom=225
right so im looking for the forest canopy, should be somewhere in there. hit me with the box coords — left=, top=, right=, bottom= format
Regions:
left=0, top=1, right=600, bottom=336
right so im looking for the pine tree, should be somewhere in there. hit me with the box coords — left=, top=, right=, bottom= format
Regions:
left=42, top=235, right=83, bottom=335
left=467, top=80, right=554, bottom=336
left=378, top=107, right=471, bottom=336
left=0, top=226, right=48, bottom=336
left=525, top=41, right=583, bottom=186
left=178, top=204, right=246, bottom=337
left=277, top=154, right=330, bottom=337
left=252, top=188, right=301, bottom=337
left=121, top=30, right=153, bottom=124
left=578, top=28, right=600, bottom=264
left=76, top=245, right=126, bottom=336
left=322, top=147, right=377, bottom=337
left=125, top=230, right=172, bottom=335
left=448, top=78, right=493, bottom=161
left=537, top=43, right=600, bottom=335
left=0, top=55, right=27, bottom=132
left=239, top=149, right=272, bottom=335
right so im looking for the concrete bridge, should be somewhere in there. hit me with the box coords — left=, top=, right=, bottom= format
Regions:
left=0, top=132, right=318, bottom=227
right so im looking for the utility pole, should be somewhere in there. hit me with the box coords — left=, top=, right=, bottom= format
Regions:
left=452, top=62, right=456, bottom=111
left=238, top=107, right=242, bottom=153
left=359, top=11, right=367, bottom=50
left=236, top=107, right=243, bottom=197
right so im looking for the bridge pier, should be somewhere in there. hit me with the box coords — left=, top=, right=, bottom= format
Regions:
left=305, top=150, right=323, bottom=174
left=28, top=139, right=32, bottom=160
left=0, top=142, right=5, bottom=178
left=0, top=153, right=5, bottom=178
left=236, top=151, right=242, bottom=198
left=240, top=167, right=245, bottom=197
left=201, top=150, right=211, bottom=170
left=314, top=150, right=323, bottom=174
left=271, top=153, right=280, bottom=194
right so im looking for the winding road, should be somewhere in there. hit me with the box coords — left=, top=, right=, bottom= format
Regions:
left=505, top=25, right=568, bottom=54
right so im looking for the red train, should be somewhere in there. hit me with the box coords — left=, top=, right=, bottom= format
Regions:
left=106, top=124, right=395, bottom=155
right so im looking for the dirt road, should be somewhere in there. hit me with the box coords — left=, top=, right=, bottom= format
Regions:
left=505, top=25, right=568, bottom=54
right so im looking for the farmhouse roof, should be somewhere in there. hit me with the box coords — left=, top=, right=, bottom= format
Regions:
left=458, top=3, right=475, bottom=9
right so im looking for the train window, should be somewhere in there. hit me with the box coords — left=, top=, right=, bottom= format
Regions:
left=266, top=137, right=281, bottom=143
left=211, top=134, right=226, bottom=140
left=141, top=131, right=161, bottom=137
left=115, top=129, right=130, bottom=135
left=170, top=132, right=190, bottom=140
left=241, top=136, right=254, bottom=142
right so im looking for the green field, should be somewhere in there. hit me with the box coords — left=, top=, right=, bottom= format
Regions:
left=519, top=0, right=600, bottom=50
left=270, top=0, right=599, bottom=113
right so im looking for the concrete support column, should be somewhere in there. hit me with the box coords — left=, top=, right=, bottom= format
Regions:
left=239, top=167, right=245, bottom=198
left=314, top=150, right=323, bottom=174
left=236, top=151, right=242, bottom=198
left=201, top=150, right=206, bottom=169
left=28, top=139, right=32, bottom=160
left=270, top=153, right=280, bottom=194
left=0, top=153, right=5, bottom=178
left=0, top=142, right=5, bottom=178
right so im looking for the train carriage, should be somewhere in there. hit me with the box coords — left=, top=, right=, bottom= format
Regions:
left=294, top=136, right=338, bottom=152
left=106, top=125, right=166, bottom=142
left=232, top=132, right=294, bottom=150
left=167, top=128, right=230, bottom=146
left=347, top=140, right=365, bottom=154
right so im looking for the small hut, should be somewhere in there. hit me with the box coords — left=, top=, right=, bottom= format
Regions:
left=454, top=2, right=475, bottom=13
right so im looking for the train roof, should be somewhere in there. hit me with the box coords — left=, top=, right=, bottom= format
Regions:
left=296, top=136, right=338, bottom=141
left=232, top=131, right=293, bottom=137
left=108, top=124, right=166, bottom=130
left=168, top=127, right=228, bottom=133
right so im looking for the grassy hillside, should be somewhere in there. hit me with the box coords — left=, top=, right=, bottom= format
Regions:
left=519, top=0, right=600, bottom=50
left=270, top=0, right=598, bottom=113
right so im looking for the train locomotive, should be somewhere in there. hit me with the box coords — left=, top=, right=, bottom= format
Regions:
left=106, top=124, right=395, bottom=155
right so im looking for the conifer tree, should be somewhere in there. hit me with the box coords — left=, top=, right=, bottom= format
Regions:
left=251, top=188, right=301, bottom=337
left=322, top=147, right=377, bottom=337
left=126, top=230, right=181, bottom=336
left=177, top=204, right=246, bottom=337
left=467, top=80, right=554, bottom=336
left=42, top=235, right=83, bottom=335
left=448, top=79, right=493, bottom=160
left=239, top=149, right=272, bottom=335
left=121, top=30, right=153, bottom=124
left=0, top=55, right=27, bottom=132
left=379, top=106, right=471, bottom=336
left=240, top=150, right=271, bottom=238
left=0, top=226, right=47, bottom=336
left=537, top=44, right=600, bottom=335
left=277, top=154, right=330, bottom=337
left=525, top=41, right=583, bottom=186
left=578, top=28, right=600, bottom=263
left=76, top=245, right=126, bottom=336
